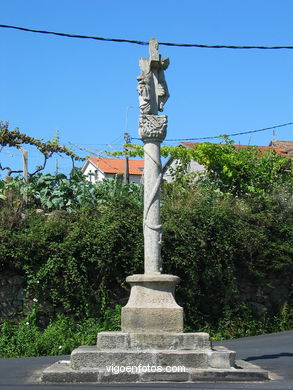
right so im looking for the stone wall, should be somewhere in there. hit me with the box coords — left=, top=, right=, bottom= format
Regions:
left=238, top=275, right=291, bottom=317
left=0, top=272, right=24, bottom=320
left=0, top=270, right=290, bottom=322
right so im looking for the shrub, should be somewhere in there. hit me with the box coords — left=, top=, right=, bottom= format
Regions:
left=161, top=181, right=293, bottom=330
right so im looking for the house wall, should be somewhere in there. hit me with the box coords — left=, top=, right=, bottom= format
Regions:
left=163, top=159, right=205, bottom=182
left=83, top=163, right=105, bottom=183
left=129, top=174, right=142, bottom=184
left=103, top=173, right=142, bottom=184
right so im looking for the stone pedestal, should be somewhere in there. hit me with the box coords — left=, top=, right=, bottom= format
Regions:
left=121, top=274, right=183, bottom=332
left=41, top=273, right=269, bottom=383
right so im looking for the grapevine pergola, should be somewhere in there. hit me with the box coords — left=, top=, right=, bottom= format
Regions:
left=0, top=121, right=84, bottom=177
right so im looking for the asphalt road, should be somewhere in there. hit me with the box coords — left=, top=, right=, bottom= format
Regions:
left=0, top=330, right=292, bottom=390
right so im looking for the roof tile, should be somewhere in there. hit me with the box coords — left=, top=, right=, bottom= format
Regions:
left=88, top=157, right=144, bottom=175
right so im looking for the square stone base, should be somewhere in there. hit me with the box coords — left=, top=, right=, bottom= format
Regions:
left=42, top=358, right=269, bottom=383
left=41, top=332, right=269, bottom=384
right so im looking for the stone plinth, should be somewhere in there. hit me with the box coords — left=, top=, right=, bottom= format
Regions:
left=97, top=331, right=211, bottom=350
left=121, top=274, right=183, bottom=332
left=70, top=345, right=235, bottom=370
left=42, top=342, right=269, bottom=383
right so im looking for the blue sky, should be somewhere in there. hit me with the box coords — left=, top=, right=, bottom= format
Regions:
left=1, top=0, right=292, bottom=176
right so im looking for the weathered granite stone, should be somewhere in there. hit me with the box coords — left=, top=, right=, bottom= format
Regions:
left=71, top=345, right=237, bottom=371
left=42, top=357, right=269, bottom=383
left=128, top=332, right=210, bottom=350
left=208, top=347, right=236, bottom=369
left=98, top=370, right=140, bottom=383
left=140, top=371, right=190, bottom=382
left=190, top=364, right=269, bottom=382
left=156, top=350, right=209, bottom=369
left=71, top=346, right=157, bottom=370
left=97, top=331, right=130, bottom=350
left=139, top=115, right=167, bottom=142
left=42, top=361, right=98, bottom=383
left=137, top=38, right=169, bottom=115
left=121, top=274, right=183, bottom=332
left=97, top=331, right=211, bottom=351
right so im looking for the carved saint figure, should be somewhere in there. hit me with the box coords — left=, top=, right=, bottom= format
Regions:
left=137, top=73, right=152, bottom=114
left=137, top=39, right=169, bottom=115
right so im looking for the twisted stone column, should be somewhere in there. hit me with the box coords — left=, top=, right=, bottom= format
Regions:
left=139, top=115, right=167, bottom=273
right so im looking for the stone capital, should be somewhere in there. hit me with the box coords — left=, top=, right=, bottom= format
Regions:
left=139, top=115, right=167, bottom=142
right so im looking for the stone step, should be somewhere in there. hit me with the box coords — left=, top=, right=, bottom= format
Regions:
left=97, top=331, right=211, bottom=351
left=70, top=345, right=235, bottom=370
left=42, top=359, right=269, bottom=383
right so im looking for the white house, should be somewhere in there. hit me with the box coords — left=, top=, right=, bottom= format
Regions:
left=82, top=157, right=144, bottom=184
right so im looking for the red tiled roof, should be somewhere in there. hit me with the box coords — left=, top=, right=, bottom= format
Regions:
left=88, top=157, right=144, bottom=175
left=180, top=142, right=288, bottom=156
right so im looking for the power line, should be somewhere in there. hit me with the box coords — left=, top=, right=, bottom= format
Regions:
left=0, top=24, right=148, bottom=45
left=1, top=24, right=293, bottom=50
left=132, top=122, right=293, bottom=142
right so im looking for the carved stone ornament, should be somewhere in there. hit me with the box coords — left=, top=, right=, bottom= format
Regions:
left=137, top=38, right=170, bottom=115
left=139, top=115, right=167, bottom=142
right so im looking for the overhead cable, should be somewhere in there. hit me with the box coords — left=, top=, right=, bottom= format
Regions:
left=132, top=122, right=293, bottom=142
left=1, top=24, right=293, bottom=50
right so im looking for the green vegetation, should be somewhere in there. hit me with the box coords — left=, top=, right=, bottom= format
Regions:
left=0, top=141, right=292, bottom=357
left=162, top=181, right=293, bottom=335
left=0, top=306, right=121, bottom=358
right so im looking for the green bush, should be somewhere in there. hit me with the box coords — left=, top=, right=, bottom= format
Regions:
left=0, top=179, right=144, bottom=319
left=161, top=181, right=293, bottom=330
left=0, top=169, right=292, bottom=356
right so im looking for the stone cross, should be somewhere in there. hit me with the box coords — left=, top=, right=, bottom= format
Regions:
left=137, top=38, right=169, bottom=115
left=137, top=38, right=169, bottom=274
left=42, top=37, right=260, bottom=383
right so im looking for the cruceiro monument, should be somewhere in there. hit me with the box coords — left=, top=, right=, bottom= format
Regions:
left=42, top=39, right=269, bottom=383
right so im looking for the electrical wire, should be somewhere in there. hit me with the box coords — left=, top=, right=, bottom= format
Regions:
left=1, top=24, right=293, bottom=50
left=0, top=24, right=148, bottom=45
left=132, top=122, right=293, bottom=142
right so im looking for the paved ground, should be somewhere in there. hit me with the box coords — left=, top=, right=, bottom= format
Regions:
left=0, top=330, right=292, bottom=390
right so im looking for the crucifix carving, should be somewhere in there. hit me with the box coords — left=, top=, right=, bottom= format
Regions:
left=137, top=38, right=170, bottom=115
